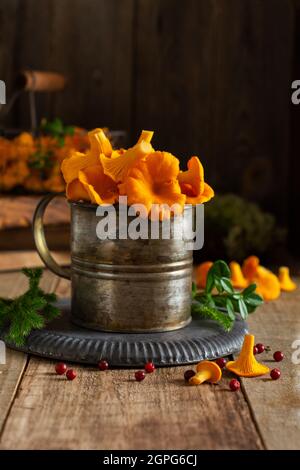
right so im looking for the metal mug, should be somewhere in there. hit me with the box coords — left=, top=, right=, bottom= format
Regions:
left=33, top=194, right=194, bottom=332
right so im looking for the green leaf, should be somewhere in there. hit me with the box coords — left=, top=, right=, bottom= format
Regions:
left=244, top=293, right=263, bottom=307
left=214, top=278, right=223, bottom=293
left=220, top=277, right=234, bottom=294
left=232, top=293, right=241, bottom=300
left=191, top=282, right=197, bottom=299
left=242, top=283, right=257, bottom=297
left=205, top=270, right=215, bottom=293
left=210, top=260, right=231, bottom=279
left=238, top=298, right=248, bottom=319
left=226, top=297, right=236, bottom=320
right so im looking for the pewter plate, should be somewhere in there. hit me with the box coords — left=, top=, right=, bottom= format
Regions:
left=0, top=299, right=248, bottom=367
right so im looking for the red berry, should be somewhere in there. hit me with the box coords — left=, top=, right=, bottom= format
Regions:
left=273, top=351, right=284, bottom=362
left=184, top=370, right=196, bottom=382
left=215, top=358, right=227, bottom=369
left=98, top=360, right=109, bottom=371
left=270, top=368, right=281, bottom=380
left=229, top=379, right=240, bottom=391
left=255, top=343, right=265, bottom=354
left=55, top=362, right=67, bottom=375
left=66, top=369, right=77, bottom=381
left=253, top=346, right=258, bottom=355
left=144, top=361, right=155, bottom=373
left=135, top=371, right=146, bottom=382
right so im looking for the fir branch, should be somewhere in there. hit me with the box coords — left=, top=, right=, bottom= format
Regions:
left=0, top=268, right=60, bottom=346
left=192, top=302, right=234, bottom=332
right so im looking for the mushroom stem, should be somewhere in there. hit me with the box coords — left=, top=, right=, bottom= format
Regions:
left=189, top=370, right=211, bottom=385
left=226, top=334, right=270, bottom=377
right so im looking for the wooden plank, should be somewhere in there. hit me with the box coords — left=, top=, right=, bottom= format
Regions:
left=0, top=359, right=263, bottom=450
left=0, top=269, right=60, bottom=439
left=0, top=195, right=70, bottom=251
left=0, top=351, right=27, bottom=435
left=0, top=196, right=69, bottom=230
left=134, top=0, right=294, bottom=222
left=289, top=0, right=300, bottom=255
left=0, top=0, right=20, bottom=128
left=239, top=283, right=300, bottom=450
left=14, top=0, right=134, bottom=132
left=0, top=250, right=69, bottom=271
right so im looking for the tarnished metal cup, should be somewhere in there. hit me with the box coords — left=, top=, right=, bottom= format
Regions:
left=33, top=194, right=194, bottom=332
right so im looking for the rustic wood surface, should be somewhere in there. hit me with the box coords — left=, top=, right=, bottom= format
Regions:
left=0, top=0, right=296, bottom=225
left=0, top=196, right=70, bottom=250
left=0, top=253, right=299, bottom=449
left=0, top=250, right=69, bottom=271
left=0, top=196, right=69, bottom=230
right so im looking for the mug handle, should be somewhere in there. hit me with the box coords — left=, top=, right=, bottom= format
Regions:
left=33, top=193, right=71, bottom=280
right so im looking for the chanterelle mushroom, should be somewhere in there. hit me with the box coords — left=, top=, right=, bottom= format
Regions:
left=189, top=360, right=222, bottom=385
left=226, top=334, right=269, bottom=377
left=278, top=267, right=297, bottom=292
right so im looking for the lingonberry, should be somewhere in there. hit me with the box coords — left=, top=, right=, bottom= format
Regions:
left=55, top=362, right=67, bottom=375
left=255, top=343, right=265, bottom=354
left=229, top=379, right=240, bottom=391
left=66, top=369, right=77, bottom=381
left=270, top=368, right=281, bottom=380
left=135, top=371, right=146, bottom=382
left=144, top=361, right=155, bottom=373
left=253, top=346, right=258, bottom=355
left=215, top=358, right=227, bottom=369
left=273, top=351, right=284, bottom=362
left=98, top=360, right=109, bottom=371
left=184, top=370, right=196, bottom=382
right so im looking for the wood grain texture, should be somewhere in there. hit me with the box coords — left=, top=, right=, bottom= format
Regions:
left=0, top=359, right=263, bottom=450
left=241, top=286, right=300, bottom=450
left=0, top=250, right=69, bottom=271
left=0, top=195, right=69, bottom=229
left=0, top=267, right=299, bottom=449
left=0, top=269, right=60, bottom=440
left=133, top=0, right=294, bottom=222
left=0, top=0, right=20, bottom=127
left=13, top=0, right=134, bottom=132
left=0, top=270, right=262, bottom=450
left=0, top=195, right=70, bottom=250
left=0, top=350, right=27, bottom=436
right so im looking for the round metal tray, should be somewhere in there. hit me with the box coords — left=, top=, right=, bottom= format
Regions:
left=1, top=299, right=247, bottom=367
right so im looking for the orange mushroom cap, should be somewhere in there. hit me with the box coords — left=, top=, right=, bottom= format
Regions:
left=226, top=334, right=269, bottom=377
left=195, top=261, right=213, bottom=289
left=254, top=266, right=281, bottom=301
left=101, top=139, right=154, bottom=183
left=189, top=360, right=222, bottom=385
left=242, top=256, right=260, bottom=281
left=178, top=156, right=214, bottom=205
left=137, top=130, right=154, bottom=144
left=242, top=256, right=281, bottom=301
left=278, top=266, right=297, bottom=292
left=119, top=151, right=186, bottom=220
left=230, top=261, right=248, bottom=289
left=61, top=128, right=113, bottom=184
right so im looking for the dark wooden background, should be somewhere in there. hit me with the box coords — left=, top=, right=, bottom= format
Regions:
left=1, top=0, right=300, bottom=252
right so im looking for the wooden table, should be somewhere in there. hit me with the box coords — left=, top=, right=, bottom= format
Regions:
left=0, top=254, right=299, bottom=450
